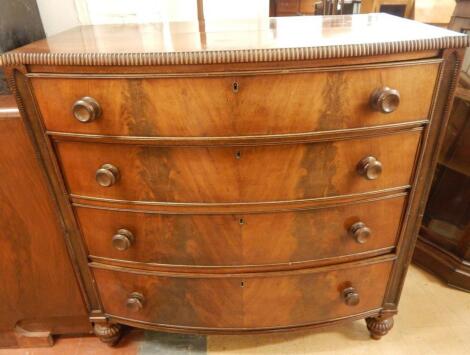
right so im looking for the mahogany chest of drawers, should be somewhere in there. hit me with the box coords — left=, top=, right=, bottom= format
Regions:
left=1, top=14, right=468, bottom=345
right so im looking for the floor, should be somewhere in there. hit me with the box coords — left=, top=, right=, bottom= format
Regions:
left=1, top=265, right=469, bottom=355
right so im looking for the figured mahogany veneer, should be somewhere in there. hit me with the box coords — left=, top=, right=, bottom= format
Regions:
left=78, top=196, right=405, bottom=269
left=32, top=63, right=438, bottom=137
left=92, top=258, right=393, bottom=331
left=2, top=13, right=467, bottom=346
left=56, top=131, right=420, bottom=203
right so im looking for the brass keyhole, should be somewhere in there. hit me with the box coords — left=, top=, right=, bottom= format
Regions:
left=232, top=81, right=240, bottom=93
left=235, top=151, right=241, bottom=159
left=239, top=218, right=245, bottom=225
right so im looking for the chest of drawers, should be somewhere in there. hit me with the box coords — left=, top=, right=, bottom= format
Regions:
left=1, top=14, right=467, bottom=346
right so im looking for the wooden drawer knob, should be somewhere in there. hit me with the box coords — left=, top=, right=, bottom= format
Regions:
left=95, top=164, right=119, bottom=187
left=349, top=222, right=371, bottom=244
left=112, top=229, right=134, bottom=251
left=370, top=87, right=400, bottom=113
left=357, top=156, right=382, bottom=180
left=342, top=286, right=360, bottom=306
left=72, top=96, right=101, bottom=122
left=126, top=292, right=144, bottom=311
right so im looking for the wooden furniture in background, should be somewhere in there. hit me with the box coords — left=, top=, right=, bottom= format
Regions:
left=360, top=0, right=415, bottom=18
left=414, top=0, right=455, bottom=27
left=0, top=0, right=90, bottom=349
left=413, top=0, right=470, bottom=292
left=270, top=0, right=316, bottom=16
left=270, top=0, right=360, bottom=16
left=0, top=95, right=90, bottom=348
left=1, top=13, right=467, bottom=345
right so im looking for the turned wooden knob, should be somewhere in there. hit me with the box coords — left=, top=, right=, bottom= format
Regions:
left=342, top=286, right=360, bottom=306
left=95, top=164, right=119, bottom=187
left=112, top=229, right=134, bottom=251
left=370, top=87, right=400, bottom=113
left=357, top=156, right=382, bottom=180
left=126, top=292, right=144, bottom=311
left=349, top=222, right=372, bottom=244
left=72, top=96, right=101, bottom=122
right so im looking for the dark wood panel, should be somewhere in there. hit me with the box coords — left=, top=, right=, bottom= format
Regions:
left=92, top=258, right=393, bottom=329
left=0, top=95, right=90, bottom=347
left=32, top=63, right=438, bottom=137
left=78, top=196, right=405, bottom=268
left=414, top=235, right=470, bottom=291
left=384, top=49, right=466, bottom=314
left=56, top=130, right=421, bottom=203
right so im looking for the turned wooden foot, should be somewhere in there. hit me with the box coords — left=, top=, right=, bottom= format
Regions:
left=93, top=323, right=122, bottom=346
left=365, top=315, right=394, bottom=340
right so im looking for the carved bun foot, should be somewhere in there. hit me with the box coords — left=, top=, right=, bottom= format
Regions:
left=93, top=323, right=123, bottom=346
left=365, top=315, right=394, bottom=340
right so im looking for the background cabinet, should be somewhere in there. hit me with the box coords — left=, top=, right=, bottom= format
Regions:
left=413, top=0, right=470, bottom=292
left=0, top=0, right=90, bottom=348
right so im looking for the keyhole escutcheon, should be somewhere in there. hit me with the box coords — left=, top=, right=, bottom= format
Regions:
left=232, top=81, right=240, bottom=93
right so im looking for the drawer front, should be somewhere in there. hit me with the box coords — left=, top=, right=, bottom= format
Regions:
left=79, top=196, right=405, bottom=267
left=93, top=260, right=393, bottom=329
left=33, top=63, right=438, bottom=136
left=56, top=131, right=420, bottom=203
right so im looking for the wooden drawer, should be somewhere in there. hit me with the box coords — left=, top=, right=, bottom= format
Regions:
left=56, top=130, right=420, bottom=203
left=32, top=63, right=438, bottom=137
left=79, top=196, right=405, bottom=268
left=92, top=259, right=393, bottom=330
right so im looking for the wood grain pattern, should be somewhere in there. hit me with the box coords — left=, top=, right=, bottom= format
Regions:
left=78, top=196, right=405, bottom=269
left=0, top=95, right=90, bottom=346
left=383, top=49, right=465, bottom=314
left=92, top=258, right=393, bottom=330
left=6, top=66, right=104, bottom=315
left=32, top=63, right=438, bottom=137
left=1, top=14, right=468, bottom=66
left=56, top=131, right=421, bottom=203
left=47, top=120, right=427, bottom=148
left=2, top=14, right=466, bottom=343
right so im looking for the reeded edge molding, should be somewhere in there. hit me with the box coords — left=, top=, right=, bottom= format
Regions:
left=89, top=247, right=395, bottom=275
left=1, top=36, right=469, bottom=66
left=107, top=309, right=382, bottom=335
left=49, top=122, right=427, bottom=147
left=5, top=67, right=103, bottom=312
left=90, top=254, right=395, bottom=278
left=25, top=57, right=443, bottom=78
left=383, top=49, right=465, bottom=306
left=70, top=187, right=411, bottom=215
left=88, top=246, right=395, bottom=274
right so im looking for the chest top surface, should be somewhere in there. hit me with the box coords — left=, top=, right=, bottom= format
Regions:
left=1, top=13, right=468, bottom=67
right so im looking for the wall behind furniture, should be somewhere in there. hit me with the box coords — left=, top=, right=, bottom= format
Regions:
left=37, top=0, right=270, bottom=36
left=36, top=0, right=80, bottom=36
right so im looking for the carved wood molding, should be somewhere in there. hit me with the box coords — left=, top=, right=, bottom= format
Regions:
left=1, top=36, right=469, bottom=67
left=384, top=48, right=465, bottom=306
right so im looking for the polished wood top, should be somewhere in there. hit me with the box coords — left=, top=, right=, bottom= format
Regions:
left=1, top=14, right=468, bottom=66
left=0, top=95, right=19, bottom=119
